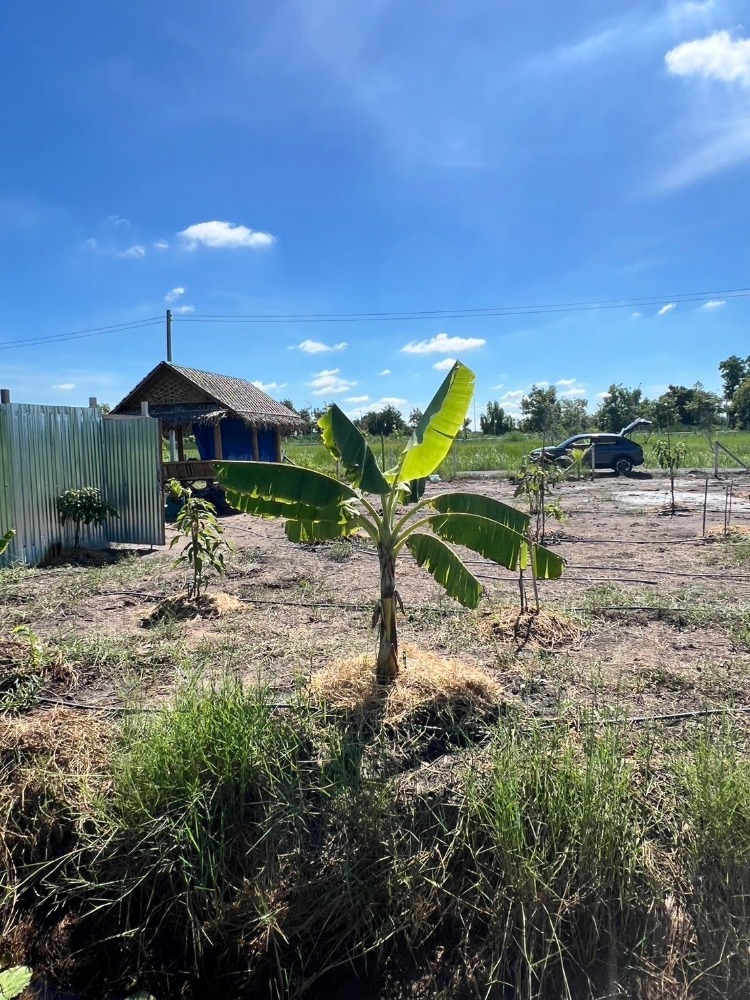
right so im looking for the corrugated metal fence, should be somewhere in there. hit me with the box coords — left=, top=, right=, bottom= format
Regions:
left=0, top=403, right=164, bottom=566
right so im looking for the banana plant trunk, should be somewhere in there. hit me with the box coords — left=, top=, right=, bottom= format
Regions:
left=377, top=545, right=400, bottom=683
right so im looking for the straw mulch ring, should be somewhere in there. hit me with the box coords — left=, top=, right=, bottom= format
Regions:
left=482, top=605, right=585, bottom=651
left=308, top=643, right=505, bottom=730
left=705, top=524, right=750, bottom=540
left=142, top=592, right=243, bottom=627
left=0, top=708, right=110, bottom=777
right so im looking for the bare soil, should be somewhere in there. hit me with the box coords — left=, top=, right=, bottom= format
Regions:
left=2, top=473, right=749, bottom=721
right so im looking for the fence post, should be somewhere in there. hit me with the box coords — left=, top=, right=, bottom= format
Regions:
left=89, top=397, right=98, bottom=408
left=0, top=389, right=10, bottom=404
left=140, top=401, right=150, bottom=417
left=714, top=441, right=720, bottom=479
left=590, top=442, right=596, bottom=481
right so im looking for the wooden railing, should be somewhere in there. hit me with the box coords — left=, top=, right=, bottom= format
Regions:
left=163, top=460, right=217, bottom=483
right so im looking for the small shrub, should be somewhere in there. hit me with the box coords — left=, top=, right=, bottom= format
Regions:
left=55, top=488, right=118, bottom=548
left=168, top=480, right=230, bottom=599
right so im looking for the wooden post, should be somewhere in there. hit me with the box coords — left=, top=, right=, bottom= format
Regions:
left=590, top=442, right=596, bottom=480
left=275, top=427, right=282, bottom=463
left=213, top=422, right=223, bottom=460
left=714, top=441, right=720, bottom=479
left=140, top=401, right=150, bottom=416
left=89, top=397, right=98, bottom=408
left=0, top=389, right=10, bottom=404
left=176, top=427, right=185, bottom=462
left=702, top=478, right=709, bottom=537
left=251, top=425, right=259, bottom=461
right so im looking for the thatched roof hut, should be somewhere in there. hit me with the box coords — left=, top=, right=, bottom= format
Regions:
left=112, top=362, right=302, bottom=467
left=112, top=361, right=302, bottom=433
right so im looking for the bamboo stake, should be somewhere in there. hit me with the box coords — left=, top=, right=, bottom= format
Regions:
left=702, top=477, right=709, bottom=537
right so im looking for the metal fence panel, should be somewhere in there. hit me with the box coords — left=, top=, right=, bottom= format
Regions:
left=103, top=416, right=164, bottom=547
left=0, top=403, right=164, bottom=566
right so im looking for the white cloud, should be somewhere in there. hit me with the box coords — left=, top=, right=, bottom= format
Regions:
left=308, top=368, right=357, bottom=396
left=85, top=237, right=145, bottom=259
left=85, top=237, right=99, bottom=251
left=154, top=240, right=169, bottom=250
left=292, top=339, right=348, bottom=354
left=595, top=390, right=608, bottom=399
left=379, top=369, right=391, bottom=376
left=666, top=32, right=750, bottom=84
left=401, top=332, right=486, bottom=355
left=52, top=383, right=76, bottom=391
left=343, top=394, right=369, bottom=404
left=432, top=357, right=456, bottom=371
left=631, top=311, right=643, bottom=319
left=173, top=305, right=195, bottom=314
left=165, top=287, right=186, bottom=303
left=657, top=302, right=676, bottom=316
left=119, top=245, right=146, bottom=259
left=108, top=215, right=130, bottom=226
left=536, top=380, right=550, bottom=387
left=702, top=299, right=726, bottom=309
left=178, top=220, right=275, bottom=250
left=491, top=383, right=504, bottom=390
left=376, top=396, right=407, bottom=407
left=561, top=387, right=587, bottom=398
left=252, top=380, right=287, bottom=393
left=556, top=378, right=577, bottom=387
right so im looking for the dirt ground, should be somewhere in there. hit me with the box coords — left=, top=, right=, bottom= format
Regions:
left=3, top=471, right=750, bottom=722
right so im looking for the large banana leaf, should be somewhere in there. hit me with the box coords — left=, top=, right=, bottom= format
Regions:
left=224, top=492, right=340, bottom=521
left=531, top=541, right=565, bottom=580
left=406, top=532, right=483, bottom=608
left=285, top=516, right=359, bottom=542
left=216, top=461, right=356, bottom=508
left=318, top=405, right=390, bottom=495
left=396, top=362, right=475, bottom=482
left=427, top=512, right=525, bottom=570
left=427, top=492, right=529, bottom=535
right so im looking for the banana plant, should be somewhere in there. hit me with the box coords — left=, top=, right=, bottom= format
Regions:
left=216, top=362, right=564, bottom=682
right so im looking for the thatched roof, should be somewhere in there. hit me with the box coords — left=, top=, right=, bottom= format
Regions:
left=112, top=362, right=303, bottom=432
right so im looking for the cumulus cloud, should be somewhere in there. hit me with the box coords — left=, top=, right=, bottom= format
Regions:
left=308, top=368, right=357, bottom=396
left=379, top=369, right=391, bottom=376
left=165, top=287, right=186, bottom=303
left=154, top=240, right=169, bottom=250
left=702, top=299, right=726, bottom=309
left=376, top=396, right=407, bottom=407
left=556, top=378, right=577, bottom=387
left=108, top=215, right=130, bottom=226
left=657, top=303, right=676, bottom=316
left=401, top=332, right=486, bottom=354
left=119, top=245, right=146, bottom=258
left=292, top=339, right=347, bottom=354
left=561, top=387, right=587, bottom=398
left=252, top=380, right=287, bottom=393
left=343, top=395, right=369, bottom=404
left=173, top=305, right=195, bottom=314
left=52, top=383, right=76, bottom=391
left=433, top=357, right=456, bottom=371
left=178, top=221, right=275, bottom=250
left=631, top=311, right=643, bottom=319
left=85, top=237, right=146, bottom=259
left=665, top=31, right=750, bottom=84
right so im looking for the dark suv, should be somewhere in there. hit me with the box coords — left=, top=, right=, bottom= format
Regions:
left=529, top=433, right=645, bottom=475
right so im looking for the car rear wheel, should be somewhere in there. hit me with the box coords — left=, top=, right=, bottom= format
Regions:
left=613, top=456, right=633, bottom=475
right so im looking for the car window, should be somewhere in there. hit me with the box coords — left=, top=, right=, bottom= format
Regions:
left=559, top=436, right=590, bottom=449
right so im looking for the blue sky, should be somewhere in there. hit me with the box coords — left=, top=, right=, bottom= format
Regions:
left=1, top=0, right=749, bottom=421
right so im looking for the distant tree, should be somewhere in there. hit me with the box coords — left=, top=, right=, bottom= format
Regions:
left=480, top=401, right=514, bottom=435
left=463, top=417, right=471, bottom=437
left=520, top=386, right=561, bottom=434
left=687, top=383, right=723, bottom=433
left=594, top=384, right=645, bottom=433
left=100, top=403, right=111, bottom=415
left=719, top=355, right=750, bottom=401
left=407, top=407, right=423, bottom=430
left=651, top=384, right=723, bottom=430
left=558, top=398, right=591, bottom=435
left=358, top=405, right=406, bottom=437
left=279, top=398, right=296, bottom=412
left=730, top=377, right=750, bottom=430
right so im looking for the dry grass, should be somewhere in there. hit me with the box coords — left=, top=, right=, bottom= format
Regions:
left=481, top=605, right=585, bottom=650
left=0, top=708, right=110, bottom=776
left=308, top=643, right=504, bottom=726
left=705, top=524, right=750, bottom=540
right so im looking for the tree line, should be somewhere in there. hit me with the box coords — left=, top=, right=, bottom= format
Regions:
left=279, top=355, right=750, bottom=438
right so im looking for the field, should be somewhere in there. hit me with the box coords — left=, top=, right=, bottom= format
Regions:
left=4, top=471, right=750, bottom=998
left=285, top=429, right=750, bottom=476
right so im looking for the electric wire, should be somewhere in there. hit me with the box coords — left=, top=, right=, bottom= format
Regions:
left=0, top=317, right=163, bottom=352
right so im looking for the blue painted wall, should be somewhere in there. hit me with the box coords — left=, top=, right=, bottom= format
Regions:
left=192, top=420, right=276, bottom=461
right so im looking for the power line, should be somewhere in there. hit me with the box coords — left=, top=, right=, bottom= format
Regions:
left=0, top=317, right=163, bottom=352
left=174, top=287, right=750, bottom=325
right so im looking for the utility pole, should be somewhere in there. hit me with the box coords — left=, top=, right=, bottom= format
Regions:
left=166, top=308, right=173, bottom=362
left=166, top=309, right=177, bottom=461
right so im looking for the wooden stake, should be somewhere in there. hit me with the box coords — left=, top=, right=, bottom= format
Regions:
left=702, top=477, right=709, bottom=537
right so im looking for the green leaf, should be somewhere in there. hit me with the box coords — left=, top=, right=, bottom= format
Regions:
left=285, top=517, right=358, bottom=542
left=318, top=405, right=390, bottom=495
left=406, top=532, right=483, bottom=608
left=427, top=492, right=529, bottom=535
left=0, top=529, right=15, bottom=558
left=427, top=512, right=525, bottom=570
left=396, top=362, right=475, bottom=482
left=216, top=461, right=356, bottom=509
left=224, top=491, right=340, bottom=522
left=0, top=966, right=33, bottom=999
left=530, top=541, right=565, bottom=580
